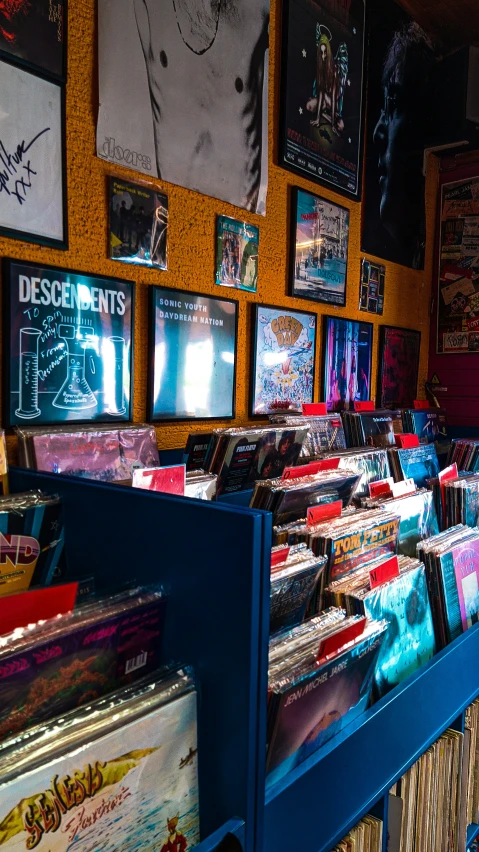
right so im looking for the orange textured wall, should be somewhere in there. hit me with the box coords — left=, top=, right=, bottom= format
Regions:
left=0, top=0, right=439, bottom=456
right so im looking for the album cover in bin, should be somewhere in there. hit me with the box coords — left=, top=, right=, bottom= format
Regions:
left=403, top=408, right=447, bottom=445
left=270, top=552, right=327, bottom=634
left=356, top=410, right=404, bottom=448
left=382, top=491, right=440, bottom=558
left=393, top=444, right=440, bottom=488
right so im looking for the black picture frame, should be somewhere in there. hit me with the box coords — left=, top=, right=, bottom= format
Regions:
left=289, top=186, right=350, bottom=307
left=250, top=302, right=317, bottom=417
left=321, top=314, right=373, bottom=411
left=279, top=0, right=366, bottom=202
left=0, top=0, right=67, bottom=82
left=0, top=59, right=68, bottom=249
left=377, top=325, right=421, bottom=409
left=3, top=258, right=135, bottom=428
left=147, top=285, right=238, bottom=422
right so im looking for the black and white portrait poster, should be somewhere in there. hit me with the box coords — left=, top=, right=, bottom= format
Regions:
left=280, top=0, right=365, bottom=200
left=362, top=0, right=437, bottom=270
left=0, top=61, right=66, bottom=247
left=97, top=0, right=269, bottom=215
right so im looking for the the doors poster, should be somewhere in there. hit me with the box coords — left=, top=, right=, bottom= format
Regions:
left=322, top=315, right=373, bottom=412
left=437, top=177, right=479, bottom=354
left=251, top=305, right=316, bottom=415
left=4, top=260, right=134, bottom=427
left=97, top=0, right=269, bottom=214
left=0, top=0, right=65, bottom=79
left=280, top=0, right=365, bottom=200
left=362, top=0, right=436, bottom=270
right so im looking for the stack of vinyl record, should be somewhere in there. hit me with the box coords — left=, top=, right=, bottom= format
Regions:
left=269, top=413, right=347, bottom=460
left=443, top=472, right=479, bottom=528
left=321, top=447, right=391, bottom=504
left=362, top=489, right=439, bottom=557
left=185, top=470, right=218, bottom=501
left=402, top=407, right=448, bottom=446
left=448, top=438, right=479, bottom=472
left=183, top=432, right=213, bottom=471
left=464, top=697, right=479, bottom=829
left=417, top=525, right=479, bottom=649
left=270, top=544, right=327, bottom=634
left=272, top=505, right=358, bottom=547
left=325, top=553, right=436, bottom=697
left=342, top=409, right=403, bottom=449
left=332, top=815, right=383, bottom=851
left=388, top=443, right=440, bottom=488
left=250, top=467, right=361, bottom=525
left=266, top=610, right=387, bottom=785
left=0, top=668, right=200, bottom=852
left=206, top=425, right=310, bottom=496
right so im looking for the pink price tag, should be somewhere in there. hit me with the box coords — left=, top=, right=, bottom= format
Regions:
left=369, top=556, right=400, bottom=590
left=302, top=403, right=328, bottom=416
left=307, top=500, right=342, bottom=526
left=353, top=401, right=375, bottom=412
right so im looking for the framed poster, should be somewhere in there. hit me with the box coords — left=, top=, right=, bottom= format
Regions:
left=362, top=0, right=437, bottom=270
left=437, top=177, right=479, bottom=354
left=109, top=176, right=168, bottom=270
left=251, top=304, right=316, bottom=416
left=279, top=0, right=366, bottom=200
left=359, top=259, right=385, bottom=315
left=0, top=0, right=66, bottom=80
left=148, top=286, right=238, bottom=421
left=0, top=60, right=67, bottom=248
left=290, top=187, right=349, bottom=306
left=216, top=216, right=259, bottom=293
left=322, top=315, right=373, bottom=412
left=3, top=259, right=134, bottom=427
left=97, top=0, right=269, bottom=214
left=377, top=325, right=421, bottom=408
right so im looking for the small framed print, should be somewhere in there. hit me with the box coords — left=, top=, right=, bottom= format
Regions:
left=322, top=315, right=373, bottom=412
left=377, top=325, right=421, bottom=409
left=0, top=0, right=66, bottom=80
left=109, top=176, right=168, bottom=270
left=3, top=259, right=134, bottom=427
left=290, top=187, right=349, bottom=306
left=251, top=303, right=317, bottom=416
left=215, top=215, right=259, bottom=292
left=0, top=60, right=67, bottom=248
left=148, top=286, right=238, bottom=421
left=359, top=259, right=385, bottom=315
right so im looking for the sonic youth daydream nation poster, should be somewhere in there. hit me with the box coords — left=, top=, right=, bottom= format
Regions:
left=4, top=260, right=133, bottom=427
left=149, top=287, right=237, bottom=421
left=251, top=305, right=316, bottom=415
left=280, top=0, right=366, bottom=200
left=97, top=0, right=269, bottom=214
left=322, top=315, right=373, bottom=412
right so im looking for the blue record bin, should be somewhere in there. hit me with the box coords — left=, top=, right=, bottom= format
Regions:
left=9, top=467, right=479, bottom=852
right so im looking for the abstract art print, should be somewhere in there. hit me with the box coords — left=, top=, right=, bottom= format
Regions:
left=322, top=315, right=373, bottom=411
left=377, top=325, right=421, bottom=409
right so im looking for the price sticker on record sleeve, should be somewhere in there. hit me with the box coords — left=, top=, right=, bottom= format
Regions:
left=369, top=556, right=400, bottom=590
left=271, top=547, right=290, bottom=569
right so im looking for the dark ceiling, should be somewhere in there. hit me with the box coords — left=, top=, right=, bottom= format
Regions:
left=397, top=0, right=479, bottom=50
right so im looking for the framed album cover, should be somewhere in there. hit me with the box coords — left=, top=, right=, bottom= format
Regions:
left=359, top=259, right=385, bottom=315
left=290, top=187, right=349, bottom=306
left=109, top=176, right=168, bottom=270
left=148, top=286, right=238, bottom=421
left=215, top=215, right=259, bottom=293
left=0, top=0, right=66, bottom=80
left=279, top=0, right=366, bottom=201
left=251, top=303, right=317, bottom=416
left=3, top=259, right=134, bottom=427
left=322, top=315, right=373, bottom=412
left=377, top=325, right=421, bottom=409
left=0, top=60, right=67, bottom=248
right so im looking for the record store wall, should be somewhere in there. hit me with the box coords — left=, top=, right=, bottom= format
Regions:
left=0, top=0, right=439, bottom=455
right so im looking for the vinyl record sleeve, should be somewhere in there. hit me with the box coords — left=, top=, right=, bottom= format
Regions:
left=394, top=445, right=440, bottom=488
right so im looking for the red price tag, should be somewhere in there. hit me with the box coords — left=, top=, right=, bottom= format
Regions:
left=307, top=500, right=342, bottom=526
left=438, top=463, right=458, bottom=484
left=369, top=556, right=400, bottom=590
left=353, top=401, right=375, bottom=412
left=316, top=617, right=367, bottom=663
left=0, top=582, right=79, bottom=634
left=271, top=547, right=290, bottom=569
left=369, top=478, right=394, bottom=499
left=302, top=403, right=328, bottom=416
left=395, top=433, right=420, bottom=449
left=282, top=461, right=321, bottom=480
left=414, top=400, right=430, bottom=409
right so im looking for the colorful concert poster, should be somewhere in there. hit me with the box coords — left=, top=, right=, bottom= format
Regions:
left=3, top=259, right=134, bottom=427
left=437, top=177, right=479, bottom=353
left=322, top=315, right=373, bottom=412
left=377, top=325, right=421, bottom=408
left=109, top=177, right=168, bottom=270
left=149, top=286, right=237, bottom=420
left=291, top=188, right=349, bottom=306
left=0, top=690, right=200, bottom=852
left=251, top=304, right=316, bottom=415
left=216, top=216, right=259, bottom=292
left=280, top=0, right=365, bottom=200
left=0, top=0, right=65, bottom=78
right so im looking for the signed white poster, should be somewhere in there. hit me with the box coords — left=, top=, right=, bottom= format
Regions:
left=0, top=60, right=65, bottom=246
left=97, top=0, right=269, bottom=215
